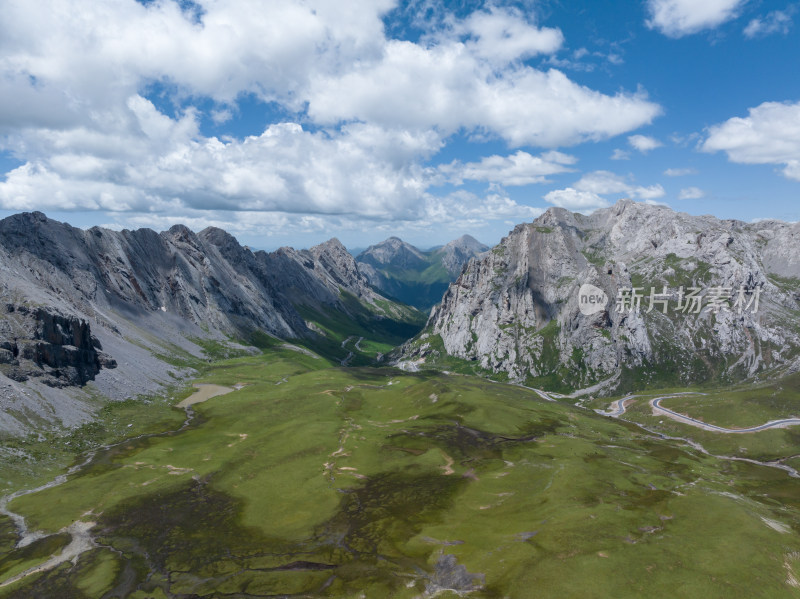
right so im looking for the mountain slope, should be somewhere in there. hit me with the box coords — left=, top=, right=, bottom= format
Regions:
left=0, top=213, right=421, bottom=435
left=397, top=200, right=800, bottom=394
left=356, top=235, right=489, bottom=310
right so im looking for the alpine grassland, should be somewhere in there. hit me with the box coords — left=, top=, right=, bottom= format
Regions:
left=2, top=344, right=800, bottom=597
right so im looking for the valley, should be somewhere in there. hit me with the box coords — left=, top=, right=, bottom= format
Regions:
left=1, top=204, right=799, bottom=597
left=1, top=342, right=800, bottom=597
left=3, top=2, right=800, bottom=597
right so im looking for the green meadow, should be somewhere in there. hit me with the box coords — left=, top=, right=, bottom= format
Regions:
left=657, top=374, right=800, bottom=429
left=586, top=373, right=800, bottom=463
left=1, top=346, right=800, bottom=597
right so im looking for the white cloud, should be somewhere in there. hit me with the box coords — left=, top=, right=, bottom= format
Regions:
left=646, top=0, right=746, bottom=37
left=425, top=191, right=544, bottom=224
left=103, top=191, right=542, bottom=241
left=308, top=43, right=661, bottom=147
left=456, top=6, right=564, bottom=65
left=440, top=150, right=577, bottom=186
left=678, top=186, right=705, bottom=199
left=611, top=149, right=631, bottom=160
left=574, top=171, right=632, bottom=195
left=635, top=184, right=667, bottom=199
left=628, top=134, right=663, bottom=153
left=544, top=188, right=609, bottom=212
left=744, top=8, right=795, bottom=38
left=0, top=110, right=437, bottom=218
left=211, top=108, right=234, bottom=125
left=0, top=0, right=663, bottom=233
left=702, top=100, right=800, bottom=181
left=573, top=170, right=665, bottom=200
left=664, top=167, right=697, bottom=176
left=0, top=0, right=393, bottom=113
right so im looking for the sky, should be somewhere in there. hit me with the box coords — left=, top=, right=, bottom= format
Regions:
left=0, top=0, right=799, bottom=250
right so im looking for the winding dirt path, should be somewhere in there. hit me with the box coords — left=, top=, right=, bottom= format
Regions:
left=536, top=388, right=800, bottom=479
left=597, top=392, right=800, bottom=434
left=650, top=395, right=800, bottom=433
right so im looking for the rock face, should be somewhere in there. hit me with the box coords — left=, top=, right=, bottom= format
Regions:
left=263, top=238, right=383, bottom=310
left=438, top=235, right=491, bottom=278
left=356, top=235, right=488, bottom=310
left=0, top=304, right=116, bottom=387
left=0, top=212, right=401, bottom=434
left=397, top=200, right=800, bottom=394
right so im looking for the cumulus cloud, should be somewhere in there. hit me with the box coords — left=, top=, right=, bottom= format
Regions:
left=702, top=100, right=800, bottom=181
left=544, top=168, right=667, bottom=214
left=573, top=170, right=666, bottom=200
left=744, top=8, right=795, bottom=38
left=106, top=191, right=542, bottom=241
left=646, top=0, right=745, bottom=37
left=544, top=188, right=609, bottom=212
left=628, top=134, right=663, bottom=153
left=0, top=107, right=436, bottom=218
left=456, top=6, right=564, bottom=65
left=0, top=0, right=392, bottom=110
left=308, top=47, right=660, bottom=147
left=424, top=191, right=544, bottom=224
left=439, top=150, right=577, bottom=186
left=0, top=0, right=663, bottom=233
left=678, top=186, right=705, bottom=199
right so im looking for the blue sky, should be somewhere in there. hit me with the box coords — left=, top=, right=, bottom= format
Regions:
left=0, top=0, right=799, bottom=250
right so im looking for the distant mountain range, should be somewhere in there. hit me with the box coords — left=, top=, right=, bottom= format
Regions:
left=356, top=235, right=489, bottom=310
left=3, top=203, right=800, bottom=435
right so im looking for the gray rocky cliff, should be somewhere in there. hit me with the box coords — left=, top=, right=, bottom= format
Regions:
left=0, top=304, right=116, bottom=387
left=0, top=212, right=395, bottom=434
left=397, top=200, right=800, bottom=394
left=437, top=234, right=490, bottom=278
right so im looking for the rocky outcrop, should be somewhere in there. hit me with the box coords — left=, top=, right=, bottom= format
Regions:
left=0, top=304, right=116, bottom=387
left=397, top=200, right=800, bottom=393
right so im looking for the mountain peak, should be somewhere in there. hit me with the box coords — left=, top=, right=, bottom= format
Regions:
left=311, top=237, right=348, bottom=253
left=357, top=237, right=426, bottom=269
left=443, top=234, right=488, bottom=252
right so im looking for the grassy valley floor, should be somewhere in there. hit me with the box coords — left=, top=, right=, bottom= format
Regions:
left=1, top=346, right=800, bottom=597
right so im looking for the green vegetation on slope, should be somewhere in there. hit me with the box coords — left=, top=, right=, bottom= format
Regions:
left=297, top=290, right=426, bottom=365
left=359, top=246, right=467, bottom=310
left=2, top=346, right=800, bottom=597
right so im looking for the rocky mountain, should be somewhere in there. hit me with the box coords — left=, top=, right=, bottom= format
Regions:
left=438, top=235, right=492, bottom=278
left=357, top=237, right=429, bottom=271
left=356, top=235, right=489, bottom=310
left=396, top=200, right=800, bottom=395
left=0, top=212, right=418, bottom=435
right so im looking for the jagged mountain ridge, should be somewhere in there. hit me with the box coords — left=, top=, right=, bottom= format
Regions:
left=397, top=200, right=800, bottom=394
left=0, top=212, right=415, bottom=435
left=356, top=234, right=489, bottom=310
